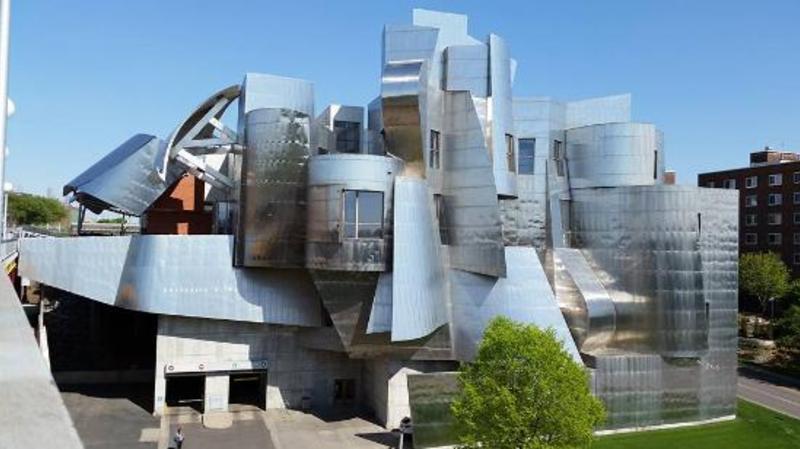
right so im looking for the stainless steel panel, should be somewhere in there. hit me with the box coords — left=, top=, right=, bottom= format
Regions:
left=444, top=45, right=488, bottom=96
left=442, top=91, right=506, bottom=277
left=306, top=154, right=402, bottom=271
left=19, top=235, right=322, bottom=326
left=565, top=123, right=661, bottom=189
left=554, top=248, right=616, bottom=353
left=64, top=134, right=170, bottom=216
left=565, top=94, right=631, bottom=129
left=238, top=73, right=314, bottom=119
left=449, top=246, right=581, bottom=362
left=488, top=34, right=517, bottom=198
left=367, top=272, right=393, bottom=334
left=236, top=101, right=312, bottom=268
left=391, top=177, right=448, bottom=342
left=381, top=60, right=426, bottom=177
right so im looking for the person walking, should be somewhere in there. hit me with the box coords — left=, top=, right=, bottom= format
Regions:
left=173, top=426, right=185, bottom=449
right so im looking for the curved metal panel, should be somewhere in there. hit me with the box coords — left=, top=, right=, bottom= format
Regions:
left=554, top=248, right=616, bottom=353
left=367, top=272, right=393, bottom=334
left=306, top=154, right=402, bottom=271
left=488, top=34, right=517, bottom=197
left=449, top=246, right=581, bottom=362
left=64, top=134, right=171, bottom=216
left=236, top=105, right=312, bottom=268
left=19, top=235, right=322, bottom=326
left=391, top=177, right=447, bottom=341
left=565, top=122, right=661, bottom=189
left=381, top=60, right=426, bottom=177
left=442, top=91, right=506, bottom=277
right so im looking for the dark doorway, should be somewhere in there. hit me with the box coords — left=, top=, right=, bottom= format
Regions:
left=165, top=375, right=205, bottom=412
left=229, top=371, right=266, bottom=410
left=334, top=378, right=356, bottom=404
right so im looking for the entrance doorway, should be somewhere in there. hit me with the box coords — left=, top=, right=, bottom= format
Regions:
left=165, top=375, right=205, bottom=412
left=228, top=371, right=266, bottom=410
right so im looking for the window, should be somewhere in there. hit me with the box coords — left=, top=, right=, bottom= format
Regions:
left=768, top=193, right=783, bottom=206
left=768, top=233, right=782, bottom=245
left=768, top=213, right=782, bottom=225
left=706, top=181, right=715, bottom=188
left=769, top=173, right=783, bottom=186
left=429, top=129, right=441, bottom=170
left=745, top=195, right=757, bottom=207
left=434, top=194, right=449, bottom=245
left=794, top=254, right=800, bottom=265
left=334, top=379, right=356, bottom=401
left=744, top=233, right=758, bottom=245
left=505, top=134, right=515, bottom=172
left=518, top=138, right=535, bottom=175
left=724, top=179, right=736, bottom=189
left=553, top=140, right=564, bottom=177
left=746, top=176, right=758, bottom=188
left=343, top=190, right=384, bottom=239
left=334, top=120, right=360, bottom=153
left=745, top=214, right=757, bottom=226
left=794, top=233, right=800, bottom=245
left=653, top=150, right=658, bottom=179
left=794, top=172, right=800, bottom=184
left=794, top=212, right=800, bottom=224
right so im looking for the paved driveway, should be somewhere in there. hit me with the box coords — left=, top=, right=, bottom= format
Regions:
left=738, top=367, right=800, bottom=419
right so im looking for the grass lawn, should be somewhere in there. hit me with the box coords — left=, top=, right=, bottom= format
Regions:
left=592, top=400, right=800, bottom=448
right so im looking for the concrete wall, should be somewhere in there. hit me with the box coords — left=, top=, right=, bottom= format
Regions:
left=154, top=316, right=360, bottom=415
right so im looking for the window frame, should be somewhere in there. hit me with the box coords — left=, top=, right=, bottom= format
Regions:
left=429, top=129, right=441, bottom=170
left=768, top=193, right=783, bottom=206
left=768, top=212, right=783, bottom=225
left=769, top=173, right=783, bottom=186
left=745, top=214, right=757, bottom=226
left=746, top=176, right=758, bottom=189
left=744, top=233, right=758, bottom=245
left=505, top=134, right=515, bottom=172
left=518, top=138, right=536, bottom=175
left=768, top=232, right=782, bottom=245
left=745, top=195, right=758, bottom=207
left=342, top=190, right=385, bottom=240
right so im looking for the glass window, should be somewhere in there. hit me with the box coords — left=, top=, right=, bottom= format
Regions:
left=434, top=194, right=449, bottom=245
left=653, top=150, right=658, bottom=179
left=553, top=140, right=564, bottom=177
left=795, top=192, right=800, bottom=204
left=746, top=176, right=758, bottom=189
left=429, top=129, right=441, bottom=170
left=768, top=233, right=782, bottom=245
left=768, top=213, right=782, bottom=225
left=518, top=138, right=535, bottom=175
left=745, top=195, right=757, bottom=207
left=334, top=120, right=360, bottom=153
left=768, top=193, right=783, bottom=206
left=724, top=179, right=736, bottom=189
left=794, top=212, right=800, bottom=224
left=794, top=172, right=800, bottom=184
left=745, top=214, right=757, bottom=226
left=506, top=134, right=516, bottom=172
left=745, top=233, right=757, bottom=245
left=794, top=254, right=800, bottom=265
left=342, top=190, right=384, bottom=239
left=794, top=233, right=800, bottom=245
left=769, top=173, right=783, bottom=186
left=706, top=181, right=715, bottom=188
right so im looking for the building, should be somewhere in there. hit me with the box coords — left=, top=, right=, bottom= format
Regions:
left=699, top=147, right=800, bottom=276
left=18, top=9, right=738, bottom=446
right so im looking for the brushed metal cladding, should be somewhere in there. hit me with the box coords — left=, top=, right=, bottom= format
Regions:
left=591, top=353, right=665, bottom=429
left=570, top=186, right=711, bottom=358
left=488, top=34, right=517, bottom=197
left=449, top=246, right=581, bottom=363
left=565, top=94, right=631, bottom=129
left=236, top=107, right=311, bottom=268
left=306, top=154, right=402, bottom=271
left=442, top=91, right=506, bottom=278
left=444, top=45, right=488, bottom=96
left=367, top=272, right=393, bottom=334
left=554, top=248, right=616, bottom=353
left=19, top=235, right=322, bottom=326
left=381, top=60, right=426, bottom=177
left=64, top=134, right=171, bottom=216
left=407, top=372, right=460, bottom=449
left=565, top=123, right=661, bottom=189
left=238, top=73, right=314, bottom=119
left=392, top=177, right=448, bottom=342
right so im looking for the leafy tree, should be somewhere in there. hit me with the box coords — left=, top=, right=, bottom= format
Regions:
left=451, top=316, right=605, bottom=449
left=7, top=192, right=68, bottom=225
left=740, top=252, right=790, bottom=315
left=97, top=216, right=127, bottom=224
left=775, top=305, right=800, bottom=355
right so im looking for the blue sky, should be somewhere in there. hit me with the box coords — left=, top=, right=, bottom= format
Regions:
left=5, top=0, right=800, bottom=195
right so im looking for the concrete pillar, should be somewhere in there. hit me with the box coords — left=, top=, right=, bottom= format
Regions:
left=204, top=373, right=230, bottom=413
left=153, top=372, right=166, bottom=416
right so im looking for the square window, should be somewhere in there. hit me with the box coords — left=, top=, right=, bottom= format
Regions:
left=745, top=214, right=757, bottom=226
left=744, top=233, right=758, bottom=245
left=342, top=190, right=384, bottom=239
left=768, top=213, right=782, bottom=225
left=794, top=253, right=800, bottom=265
left=794, top=212, right=800, bottom=224
left=724, top=179, right=736, bottom=189
left=745, top=195, right=758, bottom=207
left=794, top=172, right=800, bottom=184
left=746, top=176, right=758, bottom=189
left=768, top=193, right=783, bottom=206
left=769, top=173, right=783, bottom=186
left=768, top=233, right=782, bottom=245
left=794, top=233, right=800, bottom=245
left=706, top=181, right=715, bottom=188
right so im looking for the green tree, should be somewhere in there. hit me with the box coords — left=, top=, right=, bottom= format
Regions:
left=451, top=317, right=605, bottom=449
left=740, top=252, right=790, bottom=315
left=7, top=192, right=68, bottom=226
left=775, top=305, right=800, bottom=356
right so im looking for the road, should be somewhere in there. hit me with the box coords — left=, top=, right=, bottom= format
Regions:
left=738, top=367, right=800, bottom=419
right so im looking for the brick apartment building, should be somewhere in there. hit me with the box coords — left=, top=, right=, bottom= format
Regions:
left=698, top=147, right=800, bottom=276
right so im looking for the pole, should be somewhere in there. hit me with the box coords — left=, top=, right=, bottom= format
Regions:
left=0, top=0, right=11, bottom=240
